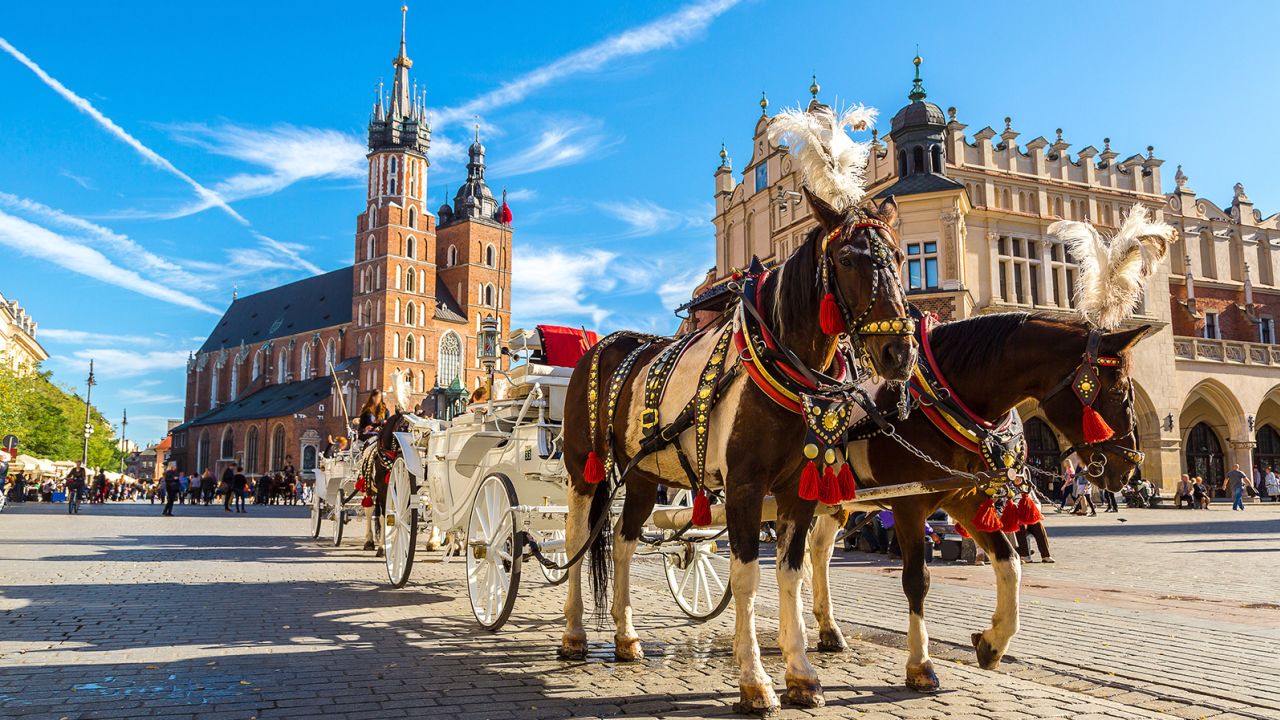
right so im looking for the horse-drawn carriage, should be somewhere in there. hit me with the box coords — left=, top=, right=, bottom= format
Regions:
left=313, top=325, right=734, bottom=630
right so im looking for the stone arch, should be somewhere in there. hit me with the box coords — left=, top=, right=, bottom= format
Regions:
left=1180, top=378, right=1249, bottom=488
left=1130, top=379, right=1162, bottom=482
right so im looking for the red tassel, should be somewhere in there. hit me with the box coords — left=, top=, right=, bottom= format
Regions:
left=819, top=465, right=841, bottom=505
left=691, top=489, right=712, bottom=527
left=583, top=451, right=605, bottom=485
left=1000, top=502, right=1022, bottom=533
left=955, top=523, right=971, bottom=539
left=973, top=499, right=1002, bottom=533
left=836, top=463, right=857, bottom=501
left=1081, top=405, right=1114, bottom=444
left=1019, top=493, right=1043, bottom=526
left=799, top=460, right=820, bottom=501
left=819, top=292, right=846, bottom=335
left=355, top=478, right=366, bottom=493
left=361, top=495, right=373, bottom=508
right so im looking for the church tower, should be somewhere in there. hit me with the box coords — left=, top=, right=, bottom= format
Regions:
left=353, top=5, right=436, bottom=408
left=436, top=127, right=514, bottom=393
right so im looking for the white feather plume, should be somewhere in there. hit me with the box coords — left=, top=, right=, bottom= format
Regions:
left=1048, top=203, right=1175, bottom=329
left=393, top=368, right=412, bottom=412
left=767, top=103, right=877, bottom=212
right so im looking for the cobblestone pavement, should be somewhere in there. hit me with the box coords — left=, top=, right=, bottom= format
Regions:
left=0, top=501, right=1276, bottom=720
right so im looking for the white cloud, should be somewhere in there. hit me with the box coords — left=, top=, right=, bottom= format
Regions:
left=59, top=169, right=93, bottom=189
left=492, top=122, right=612, bottom=177
left=150, top=123, right=366, bottom=219
left=0, top=36, right=246, bottom=225
left=0, top=192, right=216, bottom=292
left=657, top=267, right=710, bottom=310
left=38, top=328, right=160, bottom=346
left=63, top=348, right=190, bottom=378
left=436, top=0, right=742, bottom=126
left=0, top=210, right=219, bottom=314
left=512, top=247, right=618, bottom=327
left=597, top=199, right=707, bottom=238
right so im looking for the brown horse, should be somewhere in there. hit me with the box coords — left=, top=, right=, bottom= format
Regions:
left=560, top=191, right=915, bottom=716
left=809, top=312, right=1151, bottom=691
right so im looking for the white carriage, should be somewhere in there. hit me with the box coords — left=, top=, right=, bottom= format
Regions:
left=309, top=449, right=366, bottom=547
left=372, top=325, right=734, bottom=631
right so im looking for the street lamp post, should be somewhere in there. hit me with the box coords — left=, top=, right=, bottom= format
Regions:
left=478, top=315, right=501, bottom=414
left=119, top=409, right=128, bottom=475
left=81, top=360, right=96, bottom=469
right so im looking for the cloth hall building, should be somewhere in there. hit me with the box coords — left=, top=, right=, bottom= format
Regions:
left=170, top=14, right=513, bottom=479
left=689, top=60, right=1280, bottom=493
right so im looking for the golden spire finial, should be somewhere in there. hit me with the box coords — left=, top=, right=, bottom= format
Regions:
left=809, top=74, right=820, bottom=99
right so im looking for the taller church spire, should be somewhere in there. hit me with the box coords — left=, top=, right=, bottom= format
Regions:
left=368, top=6, right=428, bottom=155
left=390, top=5, right=412, bottom=118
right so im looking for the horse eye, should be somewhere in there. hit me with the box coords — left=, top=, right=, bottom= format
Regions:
left=837, top=245, right=856, bottom=267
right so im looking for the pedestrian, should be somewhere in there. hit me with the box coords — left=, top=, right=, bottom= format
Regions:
left=178, top=472, right=189, bottom=504
left=1015, top=515, right=1054, bottom=563
left=1102, top=484, right=1119, bottom=513
left=1254, top=465, right=1266, bottom=502
left=1073, top=465, right=1097, bottom=516
left=1266, top=466, right=1280, bottom=503
left=1192, top=476, right=1210, bottom=509
left=1055, top=459, right=1076, bottom=513
left=162, top=462, right=181, bottom=516
left=189, top=472, right=202, bottom=505
left=233, top=465, right=248, bottom=513
left=66, top=462, right=86, bottom=514
left=1174, top=474, right=1194, bottom=509
left=1223, top=464, right=1250, bottom=511
left=221, top=464, right=235, bottom=512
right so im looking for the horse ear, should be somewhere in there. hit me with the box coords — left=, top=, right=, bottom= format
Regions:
left=1101, top=324, right=1152, bottom=355
left=803, top=186, right=843, bottom=231
left=875, top=195, right=899, bottom=228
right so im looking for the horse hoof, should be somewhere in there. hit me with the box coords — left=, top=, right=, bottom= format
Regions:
left=613, top=637, right=644, bottom=662
left=816, top=628, right=848, bottom=653
left=972, top=632, right=1003, bottom=669
left=906, top=661, right=941, bottom=692
left=558, top=637, right=588, bottom=661
left=363, top=541, right=375, bottom=551
left=375, top=547, right=385, bottom=558
left=781, top=678, right=825, bottom=708
left=734, top=685, right=781, bottom=717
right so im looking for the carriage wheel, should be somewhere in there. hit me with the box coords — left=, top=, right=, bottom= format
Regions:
left=664, top=539, right=733, bottom=621
left=310, top=493, right=324, bottom=539
left=466, top=473, right=523, bottom=631
left=538, top=529, right=569, bottom=586
left=384, top=457, right=418, bottom=588
left=332, top=499, right=345, bottom=547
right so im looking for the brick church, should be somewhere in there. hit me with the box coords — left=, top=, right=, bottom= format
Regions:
left=170, top=10, right=513, bottom=479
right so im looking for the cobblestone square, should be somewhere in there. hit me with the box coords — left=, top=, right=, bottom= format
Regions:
left=1, top=502, right=1276, bottom=719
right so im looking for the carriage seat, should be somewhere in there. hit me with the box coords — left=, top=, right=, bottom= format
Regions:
left=507, top=326, right=598, bottom=420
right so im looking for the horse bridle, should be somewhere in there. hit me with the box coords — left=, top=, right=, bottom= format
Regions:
left=1045, top=330, right=1145, bottom=478
left=821, top=217, right=916, bottom=346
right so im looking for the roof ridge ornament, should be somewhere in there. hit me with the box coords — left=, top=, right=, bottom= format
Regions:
left=909, top=51, right=926, bottom=103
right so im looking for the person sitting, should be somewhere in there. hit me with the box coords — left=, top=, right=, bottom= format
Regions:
left=1174, top=474, right=1194, bottom=509
left=356, top=390, right=389, bottom=442
left=1191, top=476, right=1211, bottom=509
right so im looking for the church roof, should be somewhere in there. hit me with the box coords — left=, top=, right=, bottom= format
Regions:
left=197, top=267, right=353, bottom=354
left=173, top=373, right=338, bottom=431
left=875, top=172, right=964, bottom=199
left=433, top=277, right=467, bottom=323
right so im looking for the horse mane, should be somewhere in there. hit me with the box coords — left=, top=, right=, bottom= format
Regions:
left=767, top=225, right=821, bottom=337
left=927, top=312, right=1086, bottom=379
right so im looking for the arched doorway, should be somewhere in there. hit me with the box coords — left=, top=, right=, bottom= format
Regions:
left=1185, top=422, right=1225, bottom=495
left=1254, top=425, right=1280, bottom=477
left=1024, top=417, right=1060, bottom=493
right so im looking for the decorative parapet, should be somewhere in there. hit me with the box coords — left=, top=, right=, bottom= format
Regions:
left=1174, top=336, right=1280, bottom=366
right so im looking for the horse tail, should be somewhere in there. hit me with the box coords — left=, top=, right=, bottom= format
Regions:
left=587, top=475, right=612, bottom=626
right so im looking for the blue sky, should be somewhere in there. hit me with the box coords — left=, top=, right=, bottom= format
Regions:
left=2, top=0, right=1278, bottom=445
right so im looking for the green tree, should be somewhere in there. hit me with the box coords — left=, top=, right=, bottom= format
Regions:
left=0, top=364, right=125, bottom=468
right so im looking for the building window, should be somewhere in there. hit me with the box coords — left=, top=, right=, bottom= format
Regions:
left=905, top=241, right=938, bottom=290
left=404, top=334, right=416, bottom=360
left=912, top=146, right=925, bottom=174
left=276, top=349, right=289, bottom=384
left=197, top=430, right=210, bottom=473
left=408, top=206, right=417, bottom=229
left=245, top=426, right=259, bottom=474
left=897, top=151, right=908, bottom=177
left=210, top=364, right=220, bottom=406
left=484, top=284, right=495, bottom=307
left=485, top=244, right=496, bottom=267
left=754, top=162, right=768, bottom=193
left=220, top=428, right=234, bottom=460
left=389, top=156, right=398, bottom=196
left=995, top=235, right=1042, bottom=306
left=1260, top=317, right=1275, bottom=345
left=362, top=333, right=373, bottom=361
left=1203, top=311, right=1220, bottom=340
left=406, top=236, right=416, bottom=259
left=930, top=145, right=943, bottom=173
left=299, top=344, right=312, bottom=380
left=251, top=350, right=261, bottom=380
left=405, top=302, right=416, bottom=326
left=439, top=331, right=462, bottom=386
left=1047, top=239, right=1078, bottom=308
left=271, top=424, right=286, bottom=472
left=447, top=245, right=458, bottom=267
left=366, top=236, right=375, bottom=261
left=406, top=268, right=416, bottom=293
left=229, top=361, right=239, bottom=401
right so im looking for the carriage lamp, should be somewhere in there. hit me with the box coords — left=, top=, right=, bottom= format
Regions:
left=479, top=314, right=501, bottom=373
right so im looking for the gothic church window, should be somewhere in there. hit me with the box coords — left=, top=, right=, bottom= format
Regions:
left=406, top=302, right=416, bottom=325
left=252, top=350, right=261, bottom=380
left=447, top=245, right=458, bottom=267
left=484, top=284, right=495, bottom=307
left=407, top=236, right=416, bottom=259
left=229, top=361, right=239, bottom=401
left=408, top=206, right=417, bottom=229
left=271, top=424, right=286, bottom=471
left=367, top=236, right=376, bottom=261
left=210, top=364, right=220, bottom=406
left=276, top=348, right=289, bottom=384
left=245, top=427, right=259, bottom=474
left=393, top=333, right=400, bottom=358
left=362, top=333, right=373, bottom=361
left=325, top=340, right=336, bottom=375
left=300, top=344, right=312, bottom=380
left=485, top=244, right=496, bottom=267
left=406, top=268, right=416, bottom=292
left=221, top=428, right=234, bottom=460
left=438, top=332, right=462, bottom=386
left=404, top=334, right=416, bottom=360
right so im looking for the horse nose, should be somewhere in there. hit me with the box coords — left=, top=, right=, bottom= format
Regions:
left=881, top=340, right=914, bottom=378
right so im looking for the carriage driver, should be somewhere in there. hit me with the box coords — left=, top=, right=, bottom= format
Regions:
left=356, top=390, right=390, bottom=442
